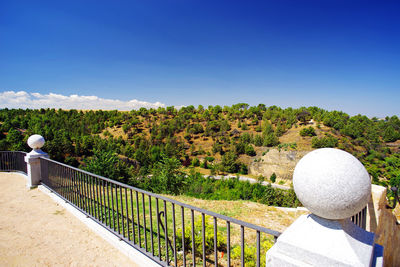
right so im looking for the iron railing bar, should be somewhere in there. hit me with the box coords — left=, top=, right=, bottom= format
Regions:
left=241, top=226, right=244, bottom=267
left=111, top=183, right=116, bottom=231
left=91, top=175, right=96, bottom=218
left=107, top=181, right=112, bottom=228
left=125, top=187, right=130, bottom=241
left=88, top=174, right=94, bottom=216
left=71, top=168, right=77, bottom=206
left=75, top=171, right=80, bottom=210
left=93, top=176, right=98, bottom=220
left=100, top=180, right=107, bottom=224
left=142, top=193, right=147, bottom=252
left=172, top=203, right=177, bottom=267
left=69, top=167, right=74, bottom=204
left=0, top=153, right=3, bottom=169
left=86, top=174, right=91, bottom=216
left=156, top=198, right=161, bottom=260
left=116, top=185, right=121, bottom=235
left=60, top=165, right=65, bottom=198
left=202, top=213, right=206, bottom=267
left=164, top=200, right=169, bottom=264
left=191, top=209, right=195, bottom=267
left=96, top=177, right=101, bottom=221
left=136, top=191, right=141, bottom=248
left=76, top=170, right=82, bottom=210
left=130, top=189, right=136, bottom=244
left=62, top=166, right=67, bottom=201
left=149, top=195, right=154, bottom=255
left=256, top=231, right=260, bottom=267
left=227, top=221, right=231, bottom=267
left=5, top=152, right=9, bottom=171
left=66, top=166, right=70, bottom=201
left=68, top=166, right=73, bottom=203
left=214, top=216, right=218, bottom=267
left=182, top=206, right=186, bottom=267
left=120, top=186, right=125, bottom=237
left=64, top=166, right=69, bottom=200
left=55, top=163, right=60, bottom=196
left=13, top=152, right=15, bottom=172
left=59, top=165, right=64, bottom=199
left=80, top=173, right=88, bottom=213
left=73, top=169, right=78, bottom=204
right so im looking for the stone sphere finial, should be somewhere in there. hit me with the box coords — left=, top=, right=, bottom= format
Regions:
left=27, top=134, right=45, bottom=150
left=293, top=148, right=371, bottom=220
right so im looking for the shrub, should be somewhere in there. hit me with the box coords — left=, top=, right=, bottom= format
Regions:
left=299, top=126, right=316, bottom=137
left=191, top=158, right=200, bottom=167
left=253, top=134, right=263, bottom=146
left=238, top=163, right=248, bottom=175
left=311, top=135, right=338, bottom=148
left=270, top=172, right=277, bottom=183
left=263, top=132, right=279, bottom=147
left=245, top=145, right=256, bottom=156
left=205, top=156, right=215, bottom=162
left=176, top=216, right=226, bottom=255
left=231, top=240, right=273, bottom=267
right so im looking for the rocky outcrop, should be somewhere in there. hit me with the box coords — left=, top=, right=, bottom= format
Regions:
left=249, top=149, right=310, bottom=180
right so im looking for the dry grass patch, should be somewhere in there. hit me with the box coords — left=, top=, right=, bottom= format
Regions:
left=167, top=195, right=308, bottom=233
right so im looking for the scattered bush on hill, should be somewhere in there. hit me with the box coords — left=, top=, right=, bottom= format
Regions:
left=299, top=126, right=316, bottom=137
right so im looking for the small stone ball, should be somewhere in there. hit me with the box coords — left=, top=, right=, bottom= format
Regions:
left=293, top=148, right=371, bottom=220
left=27, top=134, right=45, bottom=149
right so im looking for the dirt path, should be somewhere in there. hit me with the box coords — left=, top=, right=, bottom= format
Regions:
left=0, top=172, right=138, bottom=267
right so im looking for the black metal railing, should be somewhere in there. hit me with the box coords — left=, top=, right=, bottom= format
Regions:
left=40, top=157, right=281, bottom=267
left=0, top=151, right=27, bottom=173
left=351, top=206, right=367, bottom=229
left=0, top=151, right=369, bottom=266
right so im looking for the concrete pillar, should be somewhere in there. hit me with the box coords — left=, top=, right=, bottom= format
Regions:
left=266, top=148, right=384, bottom=266
left=24, top=135, right=48, bottom=188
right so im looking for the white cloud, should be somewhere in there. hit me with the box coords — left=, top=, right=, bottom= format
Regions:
left=0, top=91, right=166, bottom=110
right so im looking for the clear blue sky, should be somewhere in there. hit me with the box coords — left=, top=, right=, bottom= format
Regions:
left=1, top=0, right=399, bottom=117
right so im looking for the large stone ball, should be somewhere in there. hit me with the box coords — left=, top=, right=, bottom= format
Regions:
left=293, top=148, right=371, bottom=220
left=27, top=134, right=45, bottom=149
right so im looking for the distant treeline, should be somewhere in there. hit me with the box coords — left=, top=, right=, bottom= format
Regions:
left=0, top=105, right=399, bottom=204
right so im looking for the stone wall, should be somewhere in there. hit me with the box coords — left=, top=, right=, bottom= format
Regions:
left=367, top=185, right=400, bottom=267
left=249, top=149, right=309, bottom=179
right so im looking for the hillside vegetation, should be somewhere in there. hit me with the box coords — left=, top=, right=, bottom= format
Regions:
left=1, top=105, right=399, bottom=206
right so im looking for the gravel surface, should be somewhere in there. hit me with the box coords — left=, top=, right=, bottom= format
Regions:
left=0, top=172, right=138, bottom=267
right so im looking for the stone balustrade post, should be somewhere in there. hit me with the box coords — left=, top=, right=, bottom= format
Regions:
left=24, top=134, right=49, bottom=188
left=266, top=148, right=384, bottom=266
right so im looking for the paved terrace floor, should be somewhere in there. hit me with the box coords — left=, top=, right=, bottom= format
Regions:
left=0, top=172, right=138, bottom=267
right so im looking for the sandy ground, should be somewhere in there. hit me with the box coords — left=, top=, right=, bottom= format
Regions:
left=0, top=172, right=138, bottom=267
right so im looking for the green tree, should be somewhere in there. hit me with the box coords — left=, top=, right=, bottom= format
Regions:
left=263, top=132, right=279, bottom=147
left=151, top=155, right=185, bottom=194
left=221, top=151, right=239, bottom=173
left=311, top=135, right=338, bottom=148
left=297, top=110, right=311, bottom=125
left=245, top=145, right=256, bottom=156
left=83, top=149, right=131, bottom=182
left=253, top=135, right=263, bottom=146
left=383, top=125, right=398, bottom=142
left=270, top=173, right=277, bottom=183
left=5, top=129, right=26, bottom=151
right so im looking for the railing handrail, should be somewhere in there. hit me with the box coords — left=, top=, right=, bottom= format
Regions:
left=40, top=156, right=281, bottom=237
left=0, top=151, right=27, bottom=153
